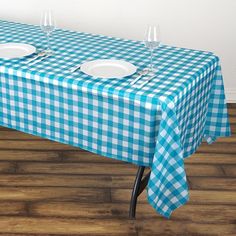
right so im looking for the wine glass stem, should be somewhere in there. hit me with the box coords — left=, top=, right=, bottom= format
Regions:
left=150, top=49, right=154, bottom=72
left=47, top=33, right=50, bottom=52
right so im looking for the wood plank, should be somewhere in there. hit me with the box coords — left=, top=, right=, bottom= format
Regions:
left=228, top=110, right=236, bottom=117
left=111, top=189, right=152, bottom=203
left=0, top=174, right=112, bottom=188
left=185, top=164, right=224, bottom=177
left=0, top=131, right=42, bottom=140
left=0, top=187, right=110, bottom=202
left=16, top=162, right=225, bottom=177
left=198, top=142, right=236, bottom=153
left=0, top=234, right=68, bottom=236
left=16, top=162, right=137, bottom=175
left=186, top=153, right=236, bottom=164
left=222, top=165, right=236, bottom=177
left=111, top=189, right=236, bottom=205
left=0, top=202, right=26, bottom=216
left=62, top=151, right=122, bottom=163
left=0, top=162, right=15, bottom=173
left=0, top=150, right=60, bottom=162
left=190, top=190, right=236, bottom=205
left=0, top=234, right=80, bottom=236
left=217, top=136, right=236, bottom=142
left=227, top=103, right=236, bottom=113
left=135, top=220, right=236, bottom=236
left=172, top=205, right=236, bottom=224
left=3, top=174, right=233, bottom=191
left=188, top=177, right=236, bottom=190
left=229, top=116, right=236, bottom=123
left=0, top=126, right=15, bottom=131
left=30, top=202, right=236, bottom=224
left=0, top=140, right=78, bottom=150
left=112, top=176, right=135, bottom=188
left=0, top=217, right=136, bottom=235
left=30, top=202, right=116, bottom=218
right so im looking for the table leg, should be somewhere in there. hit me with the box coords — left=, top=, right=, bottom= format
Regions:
left=129, top=166, right=151, bottom=219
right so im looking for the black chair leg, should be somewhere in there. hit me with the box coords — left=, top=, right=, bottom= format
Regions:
left=129, top=166, right=147, bottom=219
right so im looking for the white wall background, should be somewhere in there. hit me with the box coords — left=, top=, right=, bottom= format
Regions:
left=0, top=0, right=235, bottom=101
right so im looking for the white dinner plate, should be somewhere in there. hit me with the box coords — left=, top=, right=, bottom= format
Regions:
left=0, top=43, right=36, bottom=59
left=80, top=59, right=137, bottom=79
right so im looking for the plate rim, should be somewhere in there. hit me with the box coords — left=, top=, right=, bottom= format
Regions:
left=0, top=42, right=36, bottom=59
left=80, top=59, right=137, bottom=79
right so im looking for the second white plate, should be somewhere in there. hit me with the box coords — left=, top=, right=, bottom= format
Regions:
left=80, top=59, right=137, bottom=79
left=0, top=43, right=36, bottom=59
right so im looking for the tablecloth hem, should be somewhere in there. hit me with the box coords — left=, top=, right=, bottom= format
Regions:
left=146, top=192, right=190, bottom=219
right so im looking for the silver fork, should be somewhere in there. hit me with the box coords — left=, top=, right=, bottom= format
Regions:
left=130, top=68, right=149, bottom=85
left=24, top=51, right=47, bottom=64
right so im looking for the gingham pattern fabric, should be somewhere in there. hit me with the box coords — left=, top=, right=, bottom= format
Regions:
left=0, top=20, right=231, bottom=218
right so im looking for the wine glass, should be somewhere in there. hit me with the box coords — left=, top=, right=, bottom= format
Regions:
left=40, top=10, right=56, bottom=53
left=144, top=25, right=161, bottom=72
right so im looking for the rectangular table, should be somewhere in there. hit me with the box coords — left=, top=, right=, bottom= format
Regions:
left=0, top=20, right=231, bottom=218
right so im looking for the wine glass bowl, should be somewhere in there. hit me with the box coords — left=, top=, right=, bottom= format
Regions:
left=40, top=10, right=56, bottom=53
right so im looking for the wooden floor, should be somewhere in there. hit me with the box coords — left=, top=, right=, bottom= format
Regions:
left=0, top=104, right=235, bottom=236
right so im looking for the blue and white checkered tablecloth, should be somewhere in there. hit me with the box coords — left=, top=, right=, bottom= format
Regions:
left=0, top=20, right=231, bottom=218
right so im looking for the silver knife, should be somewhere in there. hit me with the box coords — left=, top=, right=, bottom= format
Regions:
left=70, top=63, right=83, bottom=73
left=29, top=54, right=51, bottom=65
left=70, top=58, right=93, bottom=73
